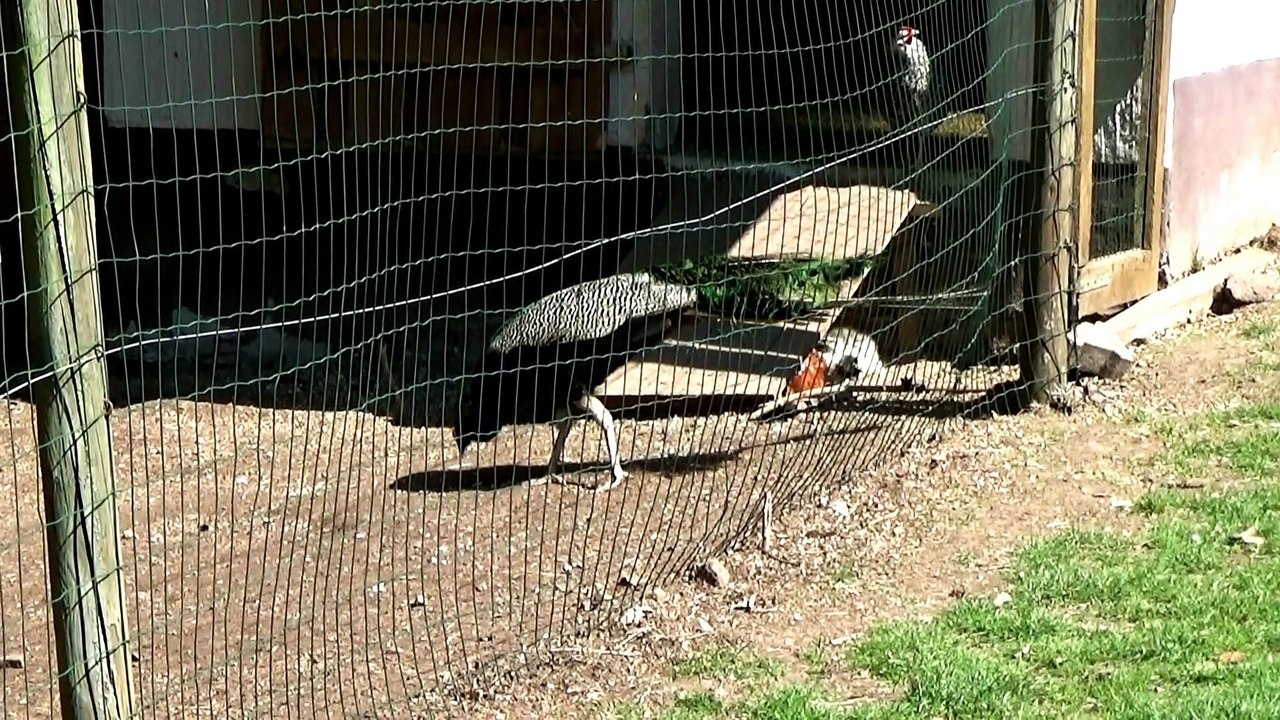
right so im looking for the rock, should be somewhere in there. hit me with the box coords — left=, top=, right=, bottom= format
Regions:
left=1212, top=272, right=1280, bottom=315
left=1070, top=322, right=1134, bottom=380
left=694, top=558, right=732, bottom=588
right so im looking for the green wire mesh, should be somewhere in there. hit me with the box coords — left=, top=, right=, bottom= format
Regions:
left=0, top=0, right=1158, bottom=716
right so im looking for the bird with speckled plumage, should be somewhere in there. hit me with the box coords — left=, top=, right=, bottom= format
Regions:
left=449, top=272, right=699, bottom=492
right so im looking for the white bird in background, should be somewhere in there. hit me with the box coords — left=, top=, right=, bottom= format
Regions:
left=887, top=25, right=936, bottom=168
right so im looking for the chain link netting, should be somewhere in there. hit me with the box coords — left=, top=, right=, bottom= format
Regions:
left=0, top=0, right=1158, bottom=717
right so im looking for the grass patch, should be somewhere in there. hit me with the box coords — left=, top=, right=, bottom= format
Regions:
left=1157, top=398, right=1280, bottom=480
left=837, top=399, right=1280, bottom=718
left=1240, top=318, right=1278, bottom=341
left=632, top=392, right=1280, bottom=719
left=672, top=644, right=786, bottom=683
left=797, top=641, right=834, bottom=679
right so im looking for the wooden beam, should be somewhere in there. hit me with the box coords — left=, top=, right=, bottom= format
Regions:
left=1023, top=0, right=1078, bottom=403
left=1077, top=248, right=1159, bottom=316
left=4, top=0, right=136, bottom=716
left=1103, top=247, right=1275, bottom=345
left=1143, top=0, right=1176, bottom=257
left=265, top=3, right=597, bottom=69
left=1076, top=0, right=1097, bottom=265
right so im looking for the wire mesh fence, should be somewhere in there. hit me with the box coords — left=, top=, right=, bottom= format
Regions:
left=1, top=0, right=1156, bottom=717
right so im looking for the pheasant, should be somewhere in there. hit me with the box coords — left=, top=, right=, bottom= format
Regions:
left=450, top=272, right=698, bottom=492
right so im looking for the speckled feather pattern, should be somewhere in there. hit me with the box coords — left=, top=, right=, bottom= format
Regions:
left=487, top=273, right=699, bottom=353
left=890, top=31, right=933, bottom=128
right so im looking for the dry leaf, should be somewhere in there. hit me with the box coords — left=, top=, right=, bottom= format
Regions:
left=1217, top=650, right=1247, bottom=665
left=1231, top=526, right=1266, bottom=548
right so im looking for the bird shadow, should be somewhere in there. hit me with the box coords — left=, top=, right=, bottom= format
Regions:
left=391, top=449, right=742, bottom=493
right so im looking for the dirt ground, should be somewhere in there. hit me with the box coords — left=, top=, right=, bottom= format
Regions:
left=1, top=290, right=1275, bottom=719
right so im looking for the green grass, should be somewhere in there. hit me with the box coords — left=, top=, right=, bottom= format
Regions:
left=1240, top=318, right=1278, bottom=341
left=1156, top=399, right=1280, bottom=480
left=840, top=395, right=1280, bottom=719
left=635, top=394, right=1280, bottom=719
left=672, top=644, right=786, bottom=683
left=648, top=255, right=875, bottom=321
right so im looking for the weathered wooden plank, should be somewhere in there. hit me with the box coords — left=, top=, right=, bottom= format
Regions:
left=1103, top=247, right=1275, bottom=345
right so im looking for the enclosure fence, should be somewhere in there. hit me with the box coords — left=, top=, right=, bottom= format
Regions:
left=1, top=0, right=1165, bottom=716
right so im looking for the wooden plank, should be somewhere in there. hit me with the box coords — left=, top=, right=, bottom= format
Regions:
left=595, top=313, right=828, bottom=401
left=1102, top=247, right=1275, bottom=345
left=726, top=185, right=929, bottom=262
left=345, top=67, right=507, bottom=151
left=890, top=223, right=922, bottom=363
left=6, top=0, right=137, bottom=714
left=1143, top=0, right=1175, bottom=258
left=596, top=274, right=869, bottom=402
left=1077, top=0, right=1097, bottom=264
left=1078, top=248, right=1159, bottom=316
left=265, top=3, right=596, bottom=69
left=259, top=57, right=339, bottom=148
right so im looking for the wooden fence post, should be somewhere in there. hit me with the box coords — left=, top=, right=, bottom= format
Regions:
left=3, top=0, right=137, bottom=716
left=1024, top=0, right=1080, bottom=403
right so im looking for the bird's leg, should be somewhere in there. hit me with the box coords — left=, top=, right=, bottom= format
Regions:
left=536, top=418, right=575, bottom=486
left=582, top=393, right=629, bottom=493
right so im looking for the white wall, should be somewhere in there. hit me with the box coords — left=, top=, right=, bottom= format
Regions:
left=101, top=0, right=262, bottom=130
left=1164, top=0, right=1280, bottom=164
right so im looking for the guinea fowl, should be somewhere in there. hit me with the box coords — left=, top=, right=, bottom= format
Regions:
left=886, top=25, right=935, bottom=167
left=450, top=272, right=698, bottom=492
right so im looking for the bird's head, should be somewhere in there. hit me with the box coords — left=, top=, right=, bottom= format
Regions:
left=785, top=344, right=833, bottom=395
left=896, top=25, right=920, bottom=48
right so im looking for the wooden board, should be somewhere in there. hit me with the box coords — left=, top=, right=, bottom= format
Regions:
left=345, top=67, right=507, bottom=151
left=602, top=183, right=929, bottom=402
left=1102, top=247, right=1275, bottom=345
left=594, top=313, right=827, bottom=402
left=619, top=181, right=933, bottom=274
left=726, top=185, right=931, bottom=262
left=263, top=1, right=597, bottom=69
left=259, top=56, right=340, bottom=148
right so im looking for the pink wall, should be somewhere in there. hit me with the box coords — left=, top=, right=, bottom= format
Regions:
left=1166, top=58, right=1280, bottom=278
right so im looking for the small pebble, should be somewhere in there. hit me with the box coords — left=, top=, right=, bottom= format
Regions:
left=694, top=558, right=732, bottom=588
left=994, top=591, right=1013, bottom=608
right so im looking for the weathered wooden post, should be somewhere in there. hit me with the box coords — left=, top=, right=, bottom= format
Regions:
left=1024, top=0, right=1083, bottom=403
left=3, top=0, right=137, bottom=715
